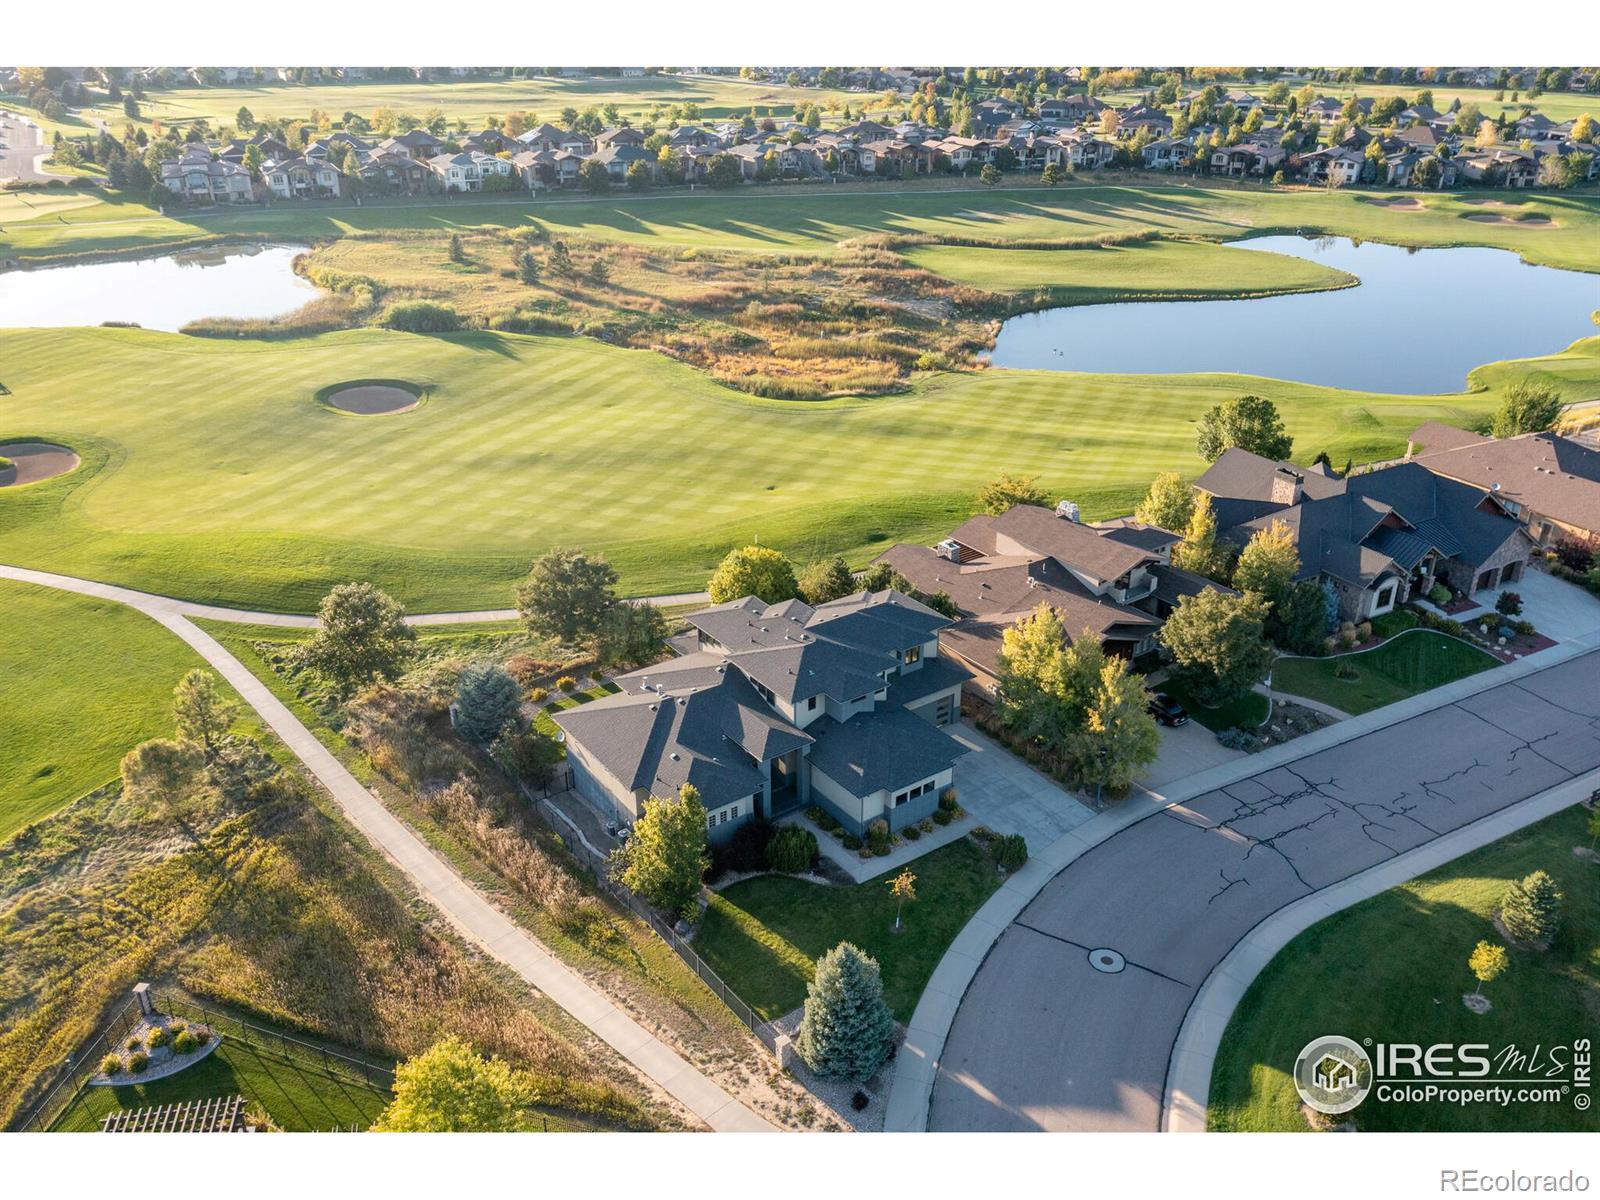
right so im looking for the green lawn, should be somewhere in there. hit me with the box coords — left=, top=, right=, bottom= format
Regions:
left=3, top=319, right=1586, bottom=613
left=1209, top=805, right=1600, bottom=1132
left=1272, top=630, right=1498, bottom=715
left=4, top=182, right=1598, bottom=273
left=904, top=237, right=1353, bottom=303
left=1158, top=676, right=1271, bottom=732
left=50, top=1036, right=393, bottom=1132
left=694, top=837, right=1004, bottom=1021
left=0, top=579, right=250, bottom=840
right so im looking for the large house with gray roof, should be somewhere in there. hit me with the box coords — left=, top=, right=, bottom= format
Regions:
left=875, top=502, right=1227, bottom=693
left=552, top=590, right=969, bottom=842
left=1197, top=447, right=1532, bottom=617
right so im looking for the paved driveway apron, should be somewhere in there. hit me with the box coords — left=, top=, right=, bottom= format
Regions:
left=928, top=651, right=1600, bottom=1131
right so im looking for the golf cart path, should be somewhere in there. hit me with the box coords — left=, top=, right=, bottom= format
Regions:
left=0, top=563, right=768, bottom=1133
left=888, top=629, right=1600, bottom=1132
left=0, top=563, right=708, bottom=628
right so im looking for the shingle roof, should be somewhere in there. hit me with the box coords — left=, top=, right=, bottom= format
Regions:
left=1409, top=430, right=1600, bottom=536
left=1196, top=447, right=1348, bottom=506
left=805, top=709, right=968, bottom=800
left=949, top=505, right=1158, bottom=583
left=1348, top=462, right=1527, bottom=566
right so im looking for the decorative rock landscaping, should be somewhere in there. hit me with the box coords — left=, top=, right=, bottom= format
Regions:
left=318, top=379, right=425, bottom=415
left=92, top=1014, right=219, bottom=1086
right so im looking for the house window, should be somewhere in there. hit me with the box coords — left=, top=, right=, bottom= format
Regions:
left=904, top=645, right=922, bottom=665
left=807, top=696, right=819, bottom=712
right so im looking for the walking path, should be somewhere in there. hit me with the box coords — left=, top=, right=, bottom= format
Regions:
left=1161, top=765, right=1599, bottom=1131
left=0, top=563, right=708, bottom=628
left=885, top=627, right=1600, bottom=1131
left=0, top=563, right=769, bottom=1132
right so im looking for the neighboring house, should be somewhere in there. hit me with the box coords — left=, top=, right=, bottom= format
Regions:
left=261, top=157, right=342, bottom=199
left=160, top=149, right=255, bottom=204
left=1406, top=422, right=1600, bottom=550
left=1211, top=141, right=1285, bottom=177
left=1197, top=447, right=1533, bottom=617
left=554, top=591, right=970, bottom=842
left=1298, top=144, right=1365, bottom=185
left=874, top=503, right=1219, bottom=693
left=357, top=151, right=433, bottom=195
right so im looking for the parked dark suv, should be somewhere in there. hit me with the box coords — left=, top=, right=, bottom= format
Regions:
left=1147, top=693, right=1189, bottom=727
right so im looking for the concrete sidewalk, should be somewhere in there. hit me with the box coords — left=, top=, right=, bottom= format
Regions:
left=1161, top=765, right=1600, bottom=1131
left=1, top=564, right=769, bottom=1132
left=884, top=625, right=1600, bottom=1132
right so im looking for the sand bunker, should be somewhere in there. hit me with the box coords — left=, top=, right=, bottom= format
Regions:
left=322, top=381, right=423, bottom=415
left=0, top=440, right=80, bottom=487
left=1462, top=212, right=1554, bottom=226
left=1361, top=196, right=1425, bottom=209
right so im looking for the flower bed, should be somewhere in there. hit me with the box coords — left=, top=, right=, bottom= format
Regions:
left=91, top=1015, right=219, bottom=1086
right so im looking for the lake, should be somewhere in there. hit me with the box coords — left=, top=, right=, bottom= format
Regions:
left=0, top=243, right=323, bottom=333
left=987, top=235, right=1600, bottom=394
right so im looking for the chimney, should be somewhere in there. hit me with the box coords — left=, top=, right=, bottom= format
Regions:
left=1270, top=467, right=1303, bottom=508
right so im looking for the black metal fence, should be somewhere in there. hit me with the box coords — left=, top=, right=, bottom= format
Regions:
left=12, top=991, right=396, bottom=1133
left=13, top=994, right=145, bottom=1133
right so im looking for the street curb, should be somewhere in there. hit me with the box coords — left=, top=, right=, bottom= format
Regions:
left=882, top=628, right=1600, bottom=1132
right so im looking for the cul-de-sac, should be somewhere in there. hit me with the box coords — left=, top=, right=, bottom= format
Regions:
left=1, top=63, right=1597, bottom=1137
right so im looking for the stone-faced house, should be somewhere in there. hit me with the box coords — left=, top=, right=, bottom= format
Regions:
left=1406, top=422, right=1600, bottom=551
left=553, top=591, right=969, bottom=842
left=160, top=147, right=255, bottom=204
left=1197, top=447, right=1532, bottom=617
left=262, top=156, right=342, bottom=199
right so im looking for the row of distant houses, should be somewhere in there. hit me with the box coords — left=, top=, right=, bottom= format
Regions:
left=157, top=89, right=1598, bottom=205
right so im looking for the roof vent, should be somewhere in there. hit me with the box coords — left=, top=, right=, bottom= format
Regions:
left=669, top=752, right=680, bottom=761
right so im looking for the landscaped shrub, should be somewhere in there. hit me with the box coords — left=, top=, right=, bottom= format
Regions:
left=168, top=1019, right=186, bottom=1035
left=527, top=686, right=549, bottom=703
left=382, top=301, right=462, bottom=334
left=1495, top=591, right=1523, bottom=616
left=766, top=825, right=819, bottom=873
left=710, top=817, right=772, bottom=878
left=1333, top=659, right=1360, bottom=680
left=902, top=824, right=921, bottom=841
left=99, top=1054, right=122, bottom=1076
left=0, top=456, right=13, bottom=471
left=128, top=1051, right=149, bottom=1074
left=866, top=819, right=889, bottom=854
left=842, top=834, right=863, bottom=851
left=918, top=817, right=935, bottom=834
left=1356, top=621, right=1372, bottom=643
left=590, top=668, right=606, bottom=682
left=1428, top=583, right=1452, bottom=605
left=192, top=1028, right=211, bottom=1046
left=932, top=809, right=954, bottom=826
left=851, top=1090, right=871, bottom=1112
left=172, top=1030, right=199, bottom=1054
left=1372, top=610, right=1419, bottom=639
left=1513, top=619, right=1537, bottom=637
left=1553, top=540, right=1594, bottom=572
left=938, top=788, right=958, bottom=813
left=145, top=1026, right=170, bottom=1049
left=805, top=804, right=843, bottom=834
left=991, top=834, right=1028, bottom=872
left=1216, top=728, right=1256, bottom=751
left=555, top=675, right=578, bottom=692
left=1500, top=869, right=1563, bottom=945
left=126, top=1037, right=141, bottom=1051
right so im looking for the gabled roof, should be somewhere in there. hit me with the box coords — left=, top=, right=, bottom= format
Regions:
left=1407, top=428, right=1600, bottom=537
left=553, top=660, right=811, bottom=809
left=949, top=505, right=1157, bottom=583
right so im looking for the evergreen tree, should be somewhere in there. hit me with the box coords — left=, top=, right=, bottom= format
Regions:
left=1277, top=580, right=1332, bottom=654
left=610, top=784, right=709, bottom=921
left=1499, top=869, right=1563, bottom=945
left=453, top=661, right=523, bottom=743
left=795, top=942, right=896, bottom=1081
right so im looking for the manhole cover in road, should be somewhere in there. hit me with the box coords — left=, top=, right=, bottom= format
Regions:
left=1088, top=948, right=1126, bottom=974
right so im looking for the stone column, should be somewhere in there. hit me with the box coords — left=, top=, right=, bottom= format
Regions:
left=132, top=982, right=153, bottom=1016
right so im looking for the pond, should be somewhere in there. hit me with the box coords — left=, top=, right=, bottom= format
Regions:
left=0, top=243, right=323, bottom=333
left=987, top=235, right=1600, bottom=394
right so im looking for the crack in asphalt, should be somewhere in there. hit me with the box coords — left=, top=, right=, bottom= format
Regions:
left=1011, top=922, right=1194, bottom=990
left=1207, top=868, right=1250, bottom=903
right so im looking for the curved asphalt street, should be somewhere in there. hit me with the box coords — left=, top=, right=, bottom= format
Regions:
left=928, top=648, right=1600, bottom=1131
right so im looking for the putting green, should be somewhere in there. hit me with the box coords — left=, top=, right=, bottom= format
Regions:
left=3, top=322, right=1595, bottom=613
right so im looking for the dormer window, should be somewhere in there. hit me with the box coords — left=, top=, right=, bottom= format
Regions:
left=904, top=644, right=922, bottom=665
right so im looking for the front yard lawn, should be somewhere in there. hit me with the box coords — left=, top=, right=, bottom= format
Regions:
left=694, top=837, right=1003, bottom=1022
left=1158, top=677, right=1270, bottom=732
left=1209, top=805, right=1599, bottom=1132
left=1271, top=630, right=1497, bottom=716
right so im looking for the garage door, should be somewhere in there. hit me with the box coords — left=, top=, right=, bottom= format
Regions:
left=932, top=695, right=955, bottom=725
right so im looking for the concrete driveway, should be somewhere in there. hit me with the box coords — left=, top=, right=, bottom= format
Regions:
left=928, top=649, right=1600, bottom=1131
left=948, top=723, right=1095, bottom=851
left=1472, top=568, right=1600, bottom=644
left=1141, top=718, right=1250, bottom=790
